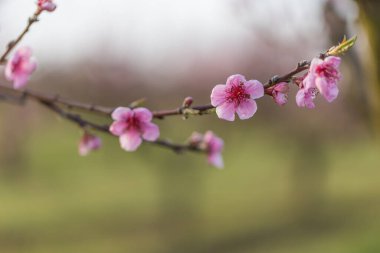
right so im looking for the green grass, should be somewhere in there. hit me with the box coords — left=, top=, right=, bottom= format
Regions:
left=0, top=115, right=380, bottom=253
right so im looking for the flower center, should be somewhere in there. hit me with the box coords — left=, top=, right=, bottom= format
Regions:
left=126, top=115, right=141, bottom=131
left=307, top=87, right=319, bottom=98
left=226, top=84, right=250, bottom=105
left=11, top=57, right=22, bottom=73
left=316, top=64, right=339, bottom=82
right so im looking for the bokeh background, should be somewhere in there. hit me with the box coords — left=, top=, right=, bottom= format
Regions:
left=0, top=0, right=380, bottom=252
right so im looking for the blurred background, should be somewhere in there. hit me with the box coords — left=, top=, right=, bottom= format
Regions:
left=0, top=0, right=380, bottom=252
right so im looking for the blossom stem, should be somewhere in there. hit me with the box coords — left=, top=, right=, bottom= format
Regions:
left=263, top=60, right=312, bottom=89
left=0, top=10, right=42, bottom=64
left=0, top=84, right=114, bottom=115
left=153, top=139, right=203, bottom=153
left=152, top=104, right=215, bottom=119
left=39, top=101, right=204, bottom=153
left=38, top=100, right=110, bottom=132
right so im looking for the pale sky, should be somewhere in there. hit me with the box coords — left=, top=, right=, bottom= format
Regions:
left=0, top=0, right=327, bottom=69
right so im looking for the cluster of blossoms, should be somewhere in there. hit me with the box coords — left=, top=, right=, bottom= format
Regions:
left=296, top=56, right=341, bottom=108
left=210, top=55, right=342, bottom=122
left=0, top=0, right=348, bottom=168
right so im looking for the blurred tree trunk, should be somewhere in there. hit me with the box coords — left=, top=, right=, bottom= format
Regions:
left=325, top=1, right=369, bottom=124
left=356, top=0, right=380, bottom=137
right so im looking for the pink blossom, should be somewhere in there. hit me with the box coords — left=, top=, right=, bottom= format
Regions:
left=211, top=74, right=264, bottom=121
left=296, top=87, right=318, bottom=109
left=5, top=47, right=37, bottom=89
left=109, top=107, right=160, bottom=151
left=189, top=131, right=224, bottom=169
left=37, top=0, right=57, bottom=12
left=271, top=82, right=289, bottom=106
left=304, top=56, right=341, bottom=103
left=204, top=131, right=224, bottom=169
left=78, top=133, right=102, bottom=156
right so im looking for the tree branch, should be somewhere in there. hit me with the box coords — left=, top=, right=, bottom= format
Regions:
left=36, top=98, right=204, bottom=154
left=0, top=57, right=318, bottom=121
left=0, top=10, right=42, bottom=64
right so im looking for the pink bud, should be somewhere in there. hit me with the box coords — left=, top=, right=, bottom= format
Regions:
left=271, top=82, right=289, bottom=106
left=37, top=0, right=57, bottom=12
left=189, top=132, right=203, bottom=146
left=189, top=131, right=224, bottom=169
left=182, top=97, right=194, bottom=108
left=78, top=133, right=102, bottom=156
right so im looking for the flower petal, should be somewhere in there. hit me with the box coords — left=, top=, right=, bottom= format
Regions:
left=141, top=122, right=160, bottom=141
left=325, top=84, right=339, bottom=103
left=134, top=107, right=153, bottom=122
left=321, top=84, right=339, bottom=103
left=111, top=107, right=132, bottom=121
left=210, top=84, right=227, bottom=106
left=236, top=99, right=257, bottom=120
left=109, top=121, right=127, bottom=136
left=208, top=153, right=224, bottom=169
left=244, top=80, right=264, bottom=99
left=22, top=59, right=37, bottom=73
left=119, top=131, right=142, bottom=151
left=303, top=58, right=323, bottom=89
left=42, top=2, right=57, bottom=11
left=315, top=77, right=339, bottom=103
left=303, top=72, right=317, bottom=89
left=204, top=131, right=224, bottom=153
left=5, top=62, right=14, bottom=81
left=296, top=89, right=306, bottom=107
left=226, top=74, right=246, bottom=87
left=79, top=134, right=101, bottom=156
left=12, top=75, right=29, bottom=89
left=274, top=92, right=288, bottom=106
left=309, top=58, right=324, bottom=72
left=17, top=47, right=32, bottom=58
left=325, top=56, right=341, bottom=68
left=274, top=82, right=289, bottom=93
left=296, top=88, right=315, bottom=109
left=315, top=77, right=328, bottom=96
left=216, top=102, right=235, bottom=121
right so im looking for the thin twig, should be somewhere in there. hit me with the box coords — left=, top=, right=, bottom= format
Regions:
left=0, top=84, right=114, bottom=115
left=263, top=60, right=311, bottom=89
left=153, top=139, right=203, bottom=153
left=39, top=100, right=110, bottom=132
left=0, top=10, right=42, bottom=64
